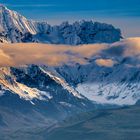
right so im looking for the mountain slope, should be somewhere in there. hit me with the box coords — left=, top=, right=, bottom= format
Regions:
left=0, top=65, right=95, bottom=119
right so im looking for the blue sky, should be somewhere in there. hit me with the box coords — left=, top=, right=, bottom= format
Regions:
left=1, top=0, right=140, bottom=37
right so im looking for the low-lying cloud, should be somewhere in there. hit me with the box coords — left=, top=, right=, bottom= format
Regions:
left=95, top=59, right=116, bottom=67
left=0, top=43, right=107, bottom=67
left=0, top=37, right=140, bottom=67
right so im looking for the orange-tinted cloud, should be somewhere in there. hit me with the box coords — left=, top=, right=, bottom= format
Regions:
left=95, top=59, right=116, bottom=67
left=0, top=43, right=107, bottom=66
left=0, top=37, right=139, bottom=67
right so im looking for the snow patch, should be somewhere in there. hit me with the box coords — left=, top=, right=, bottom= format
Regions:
left=76, top=83, right=139, bottom=105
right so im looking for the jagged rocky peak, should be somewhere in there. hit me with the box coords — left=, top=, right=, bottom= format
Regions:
left=0, top=5, right=122, bottom=44
left=21, top=20, right=122, bottom=45
left=0, top=4, right=36, bottom=33
left=0, top=4, right=38, bottom=42
left=58, top=20, right=122, bottom=44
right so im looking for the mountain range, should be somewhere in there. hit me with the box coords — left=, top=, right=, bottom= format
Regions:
left=0, top=5, right=140, bottom=139
left=0, top=5, right=122, bottom=44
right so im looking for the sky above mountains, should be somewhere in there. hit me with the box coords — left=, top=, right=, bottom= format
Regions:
left=1, top=0, right=140, bottom=37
